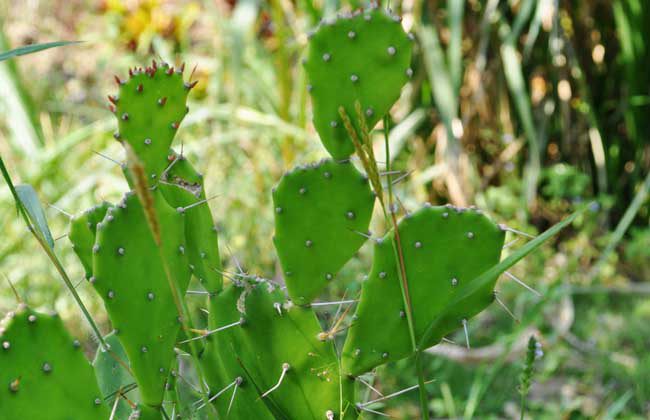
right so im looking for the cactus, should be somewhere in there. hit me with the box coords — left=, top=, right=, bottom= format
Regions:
left=68, top=201, right=112, bottom=279
left=304, top=7, right=412, bottom=159
left=92, top=190, right=191, bottom=408
left=0, top=305, right=109, bottom=419
left=111, top=61, right=192, bottom=179
left=93, top=332, right=141, bottom=419
left=341, top=205, right=505, bottom=375
left=158, top=150, right=223, bottom=294
left=201, top=280, right=358, bottom=419
left=0, top=6, right=588, bottom=419
left=200, top=284, right=276, bottom=419
left=272, top=159, right=374, bottom=305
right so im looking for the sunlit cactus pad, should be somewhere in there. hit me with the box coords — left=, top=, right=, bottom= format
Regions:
left=342, top=205, right=505, bottom=375
left=273, top=159, right=375, bottom=305
left=111, top=61, right=195, bottom=179
left=68, top=201, right=111, bottom=279
left=200, top=284, right=275, bottom=419
left=304, top=7, right=413, bottom=158
left=92, top=190, right=191, bottom=407
left=0, top=305, right=109, bottom=419
left=205, top=281, right=356, bottom=419
left=159, top=150, right=223, bottom=293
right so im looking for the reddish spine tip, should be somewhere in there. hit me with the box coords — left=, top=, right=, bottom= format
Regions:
left=136, top=83, right=143, bottom=92
left=180, top=62, right=186, bottom=72
left=166, top=67, right=174, bottom=75
left=114, top=75, right=122, bottom=85
left=128, top=68, right=134, bottom=77
left=171, top=122, right=179, bottom=130
left=186, top=80, right=199, bottom=90
left=108, top=95, right=118, bottom=104
left=109, top=104, right=116, bottom=113
left=158, top=97, right=167, bottom=106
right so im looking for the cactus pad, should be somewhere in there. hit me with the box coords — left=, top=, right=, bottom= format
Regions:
left=112, top=62, right=192, bottom=179
left=341, top=205, right=505, bottom=376
left=205, top=281, right=356, bottom=419
left=304, top=7, right=412, bottom=158
left=93, top=332, right=140, bottom=420
left=0, top=305, right=109, bottom=419
left=69, top=202, right=111, bottom=279
left=92, top=190, right=191, bottom=407
left=272, top=159, right=374, bottom=305
left=159, top=150, right=223, bottom=293
left=200, top=285, right=275, bottom=419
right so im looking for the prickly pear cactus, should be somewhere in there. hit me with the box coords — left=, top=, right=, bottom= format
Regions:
left=0, top=5, right=581, bottom=418
left=304, top=7, right=413, bottom=158
left=111, top=62, right=194, bottom=179
left=0, top=305, right=109, bottom=419
left=93, top=332, right=140, bottom=420
left=92, top=190, right=191, bottom=408
left=158, top=150, right=223, bottom=293
left=203, top=280, right=356, bottom=419
left=68, top=201, right=111, bottom=279
left=272, top=159, right=375, bottom=305
left=200, top=284, right=276, bottom=419
left=341, top=205, right=505, bottom=375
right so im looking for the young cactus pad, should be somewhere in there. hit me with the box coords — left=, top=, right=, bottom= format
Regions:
left=68, top=201, right=112, bottom=279
left=0, top=305, right=109, bottom=419
left=341, top=205, right=505, bottom=376
left=111, top=61, right=194, bottom=179
left=92, top=190, right=191, bottom=407
left=272, top=159, right=374, bottom=305
left=158, top=150, right=223, bottom=294
left=304, top=7, right=413, bottom=159
left=206, top=281, right=356, bottom=419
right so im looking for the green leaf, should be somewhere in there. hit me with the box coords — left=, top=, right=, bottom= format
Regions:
left=15, top=184, right=55, bottom=249
left=0, top=41, right=80, bottom=62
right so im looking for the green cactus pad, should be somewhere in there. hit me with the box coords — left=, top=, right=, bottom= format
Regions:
left=69, top=202, right=112, bottom=279
left=200, top=284, right=275, bottom=419
left=93, top=332, right=141, bottom=420
left=205, top=281, right=357, bottom=419
left=159, top=150, right=223, bottom=293
left=200, top=287, right=272, bottom=419
left=93, top=190, right=191, bottom=407
left=0, top=305, right=109, bottom=419
left=341, top=205, right=505, bottom=376
left=112, top=62, right=192, bottom=178
left=304, top=8, right=412, bottom=158
left=273, top=159, right=374, bottom=305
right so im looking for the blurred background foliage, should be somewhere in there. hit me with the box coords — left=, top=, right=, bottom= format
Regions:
left=0, top=0, right=648, bottom=418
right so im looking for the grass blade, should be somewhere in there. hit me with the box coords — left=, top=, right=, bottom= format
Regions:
left=14, top=184, right=55, bottom=249
left=447, top=0, right=465, bottom=93
left=500, top=39, right=542, bottom=209
left=0, top=40, right=80, bottom=62
left=593, top=172, right=650, bottom=276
